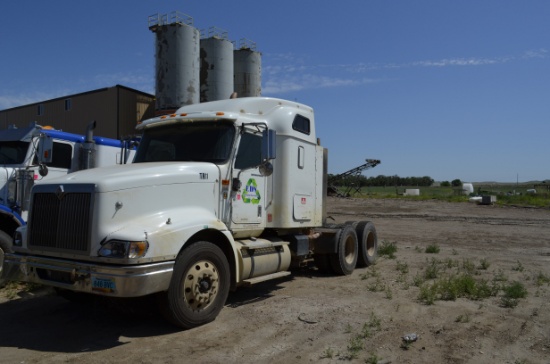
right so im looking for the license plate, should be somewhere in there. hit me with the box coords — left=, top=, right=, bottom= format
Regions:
left=92, top=277, right=116, bottom=293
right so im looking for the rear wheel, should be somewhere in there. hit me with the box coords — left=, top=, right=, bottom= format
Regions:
left=355, top=221, right=378, bottom=267
left=329, top=225, right=358, bottom=275
left=161, top=241, right=230, bottom=329
left=0, top=230, right=13, bottom=288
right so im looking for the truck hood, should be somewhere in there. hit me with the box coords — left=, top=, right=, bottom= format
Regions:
left=45, top=162, right=219, bottom=192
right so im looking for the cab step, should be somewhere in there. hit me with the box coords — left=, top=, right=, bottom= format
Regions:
left=241, top=271, right=291, bottom=285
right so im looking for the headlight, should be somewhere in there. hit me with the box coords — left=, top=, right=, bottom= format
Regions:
left=98, top=240, right=149, bottom=259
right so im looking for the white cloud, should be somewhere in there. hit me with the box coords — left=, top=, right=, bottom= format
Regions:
left=263, top=74, right=375, bottom=94
left=262, top=49, right=544, bottom=94
left=522, top=48, right=548, bottom=59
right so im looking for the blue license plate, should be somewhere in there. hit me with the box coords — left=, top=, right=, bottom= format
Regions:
left=92, top=277, right=116, bottom=293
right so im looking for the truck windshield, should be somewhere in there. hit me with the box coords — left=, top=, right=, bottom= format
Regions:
left=134, top=122, right=236, bottom=164
left=0, top=141, right=30, bottom=164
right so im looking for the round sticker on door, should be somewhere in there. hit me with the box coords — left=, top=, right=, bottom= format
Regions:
left=242, top=178, right=261, bottom=204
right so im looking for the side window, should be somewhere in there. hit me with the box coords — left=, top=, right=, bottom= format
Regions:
left=292, top=114, right=310, bottom=135
left=49, top=143, right=73, bottom=169
left=235, top=133, right=261, bottom=170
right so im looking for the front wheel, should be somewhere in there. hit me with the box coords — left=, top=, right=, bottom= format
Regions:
left=161, top=241, right=230, bottom=329
left=0, top=230, right=13, bottom=288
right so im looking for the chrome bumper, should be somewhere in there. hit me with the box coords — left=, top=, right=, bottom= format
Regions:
left=4, top=253, right=174, bottom=297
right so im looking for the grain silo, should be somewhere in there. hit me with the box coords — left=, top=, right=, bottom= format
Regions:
left=234, top=39, right=262, bottom=97
left=200, top=28, right=234, bottom=102
left=148, top=12, right=200, bottom=111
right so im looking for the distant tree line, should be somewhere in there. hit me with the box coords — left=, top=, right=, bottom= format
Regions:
left=441, top=179, right=462, bottom=187
left=328, top=174, right=435, bottom=187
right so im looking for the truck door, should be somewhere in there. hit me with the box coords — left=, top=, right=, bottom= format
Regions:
left=40, top=141, right=74, bottom=179
left=231, top=131, right=266, bottom=227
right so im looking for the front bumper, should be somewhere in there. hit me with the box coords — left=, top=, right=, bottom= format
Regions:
left=4, top=253, right=174, bottom=297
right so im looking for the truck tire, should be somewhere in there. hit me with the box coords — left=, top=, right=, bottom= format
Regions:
left=161, top=241, right=230, bottom=329
left=329, top=225, right=358, bottom=275
left=0, top=230, right=13, bottom=288
left=355, top=221, right=378, bottom=267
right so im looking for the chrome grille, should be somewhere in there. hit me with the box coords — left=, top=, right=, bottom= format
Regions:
left=28, top=184, right=95, bottom=254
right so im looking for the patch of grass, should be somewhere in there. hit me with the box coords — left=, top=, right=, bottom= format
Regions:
left=367, top=312, right=381, bottom=331
left=425, top=243, right=440, bottom=254
left=452, top=248, right=459, bottom=255
left=396, top=260, right=409, bottom=274
left=424, top=258, right=441, bottom=279
left=413, top=272, right=425, bottom=287
left=400, top=340, right=413, bottom=350
left=360, top=267, right=380, bottom=280
left=385, top=287, right=393, bottom=299
left=534, top=271, right=550, bottom=286
left=352, top=183, right=550, bottom=208
left=445, top=258, right=459, bottom=269
left=359, top=313, right=382, bottom=338
left=3, top=281, right=22, bottom=300
left=501, top=297, right=519, bottom=308
left=365, top=353, right=382, bottom=364
left=455, top=313, right=471, bottom=323
left=512, top=260, right=524, bottom=272
left=346, top=335, right=364, bottom=359
left=367, top=277, right=386, bottom=292
left=500, top=281, right=527, bottom=308
left=397, top=273, right=410, bottom=289
left=418, top=274, right=499, bottom=304
left=320, top=347, right=334, bottom=359
left=338, top=313, right=382, bottom=360
left=462, top=259, right=476, bottom=275
left=502, top=281, right=528, bottom=299
left=414, top=246, right=423, bottom=253
left=478, top=258, right=490, bottom=270
left=344, top=323, right=353, bottom=334
left=493, top=269, right=508, bottom=282
left=418, top=283, right=437, bottom=305
left=378, top=241, right=397, bottom=259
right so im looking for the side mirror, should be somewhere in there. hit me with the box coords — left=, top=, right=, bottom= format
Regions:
left=259, top=161, right=273, bottom=177
left=38, top=163, right=49, bottom=177
left=261, top=129, right=276, bottom=161
left=37, top=134, right=53, bottom=164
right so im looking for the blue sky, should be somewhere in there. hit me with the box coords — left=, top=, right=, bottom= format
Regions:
left=1, top=1, right=548, bottom=182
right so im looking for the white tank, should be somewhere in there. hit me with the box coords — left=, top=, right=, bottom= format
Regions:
left=200, top=29, right=234, bottom=102
left=462, top=183, right=474, bottom=195
left=234, top=39, right=261, bottom=97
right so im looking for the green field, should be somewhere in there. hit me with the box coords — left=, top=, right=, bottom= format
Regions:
left=333, top=183, right=550, bottom=208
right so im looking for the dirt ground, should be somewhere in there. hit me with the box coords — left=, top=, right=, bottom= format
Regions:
left=1, top=197, right=549, bottom=364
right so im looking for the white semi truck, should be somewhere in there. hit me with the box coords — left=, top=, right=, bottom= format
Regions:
left=4, top=97, right=378, bottom=329
left=0, top=122, right=134, bottom=286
